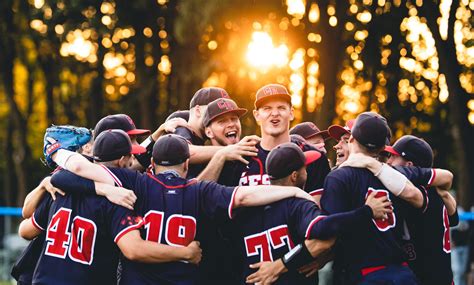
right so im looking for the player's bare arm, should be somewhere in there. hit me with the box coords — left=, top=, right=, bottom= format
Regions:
left=340, top=153, right=424, bottom=208
left=436, top=189, right=457, bottom=216
left=22, top=176, right=64, bottom=218
left=233, top=185, right=314, bottom=208
left=117, top=230, right=202, bottom=264
left=52, top=149, right=115, bottom=185
left=189, top=145, right=225, bottom=164
left=18, top=218, right=42, bottom=240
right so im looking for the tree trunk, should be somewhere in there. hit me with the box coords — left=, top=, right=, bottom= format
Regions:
left=421, top=0, right=474, bottom=208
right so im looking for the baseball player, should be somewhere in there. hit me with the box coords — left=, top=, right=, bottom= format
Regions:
left=383, top=135, right=458, bottom=285
left=327, top=119, right=355, bottom=168
left=17, top=129, right=203, bottom=284
left=228, top=143, right=392, bottom=285
left=321, top=112, right=454, bottom=284
left=290, top=122, right=330, bottom=154
left=47, top=133, right=316, bottom=284
left=200, top=84, right=331, bottom=195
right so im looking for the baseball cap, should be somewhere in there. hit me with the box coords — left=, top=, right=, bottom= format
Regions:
left=189, top=87, right=230, bottom=108
left=290, top=122, right=329, bottom=140
left=152, top=134, right=190, bottom=166
left=351, top=112, right=390, bottom=150
left=166, top=110, right=190, bottom=122
left=384, top=135, right=433, bottom=167
left=93, top=129, right=146, bottom=162
left=203, top=98, right=247, bottom=127
left=94, top=114, right=150, bottom=139
left=266, top=143, right=321, bottom=180
left=328, top=119, right=355, bottom=141
left=254, top=84, right=292, bottom=109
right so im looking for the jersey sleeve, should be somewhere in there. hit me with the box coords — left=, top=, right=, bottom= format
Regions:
left=287, top=198, right=325, bottom=240
left=304, top=152, right=331, bottom=193
left=174, top=127, right=193, bottom=143
left=50, top=170, right=96, bottom=195
left=394, top=166, right=436, bottom=187
left=105, top=202, right=144, bottom=244
left=198, top=181, right=238, bottom=220
left=32, top=195, right=53, bottom=231
left=320, top=171, right=352, bottom=214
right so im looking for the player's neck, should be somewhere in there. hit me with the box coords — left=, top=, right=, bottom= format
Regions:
left=187, top=120, right=204, bottom=139
left=154, top=166, right=186, bottom=178
left=260, top=133, right=290, bottom=151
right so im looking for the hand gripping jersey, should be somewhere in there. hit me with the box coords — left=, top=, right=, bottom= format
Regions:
left=104, top=168, right=238, bottom=285
left=320, top=166, right=434, bottom=284
left=30, top=188, right=143, bottom=285
left=218, top=141, right=330, bottom=193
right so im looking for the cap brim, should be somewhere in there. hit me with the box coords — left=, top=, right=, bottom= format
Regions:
left=304, top=150, right=322, bottom=165
left=384, top=146, right=400, bottom=156
left=131, top=144, right=147, bottom=155
left=255, top=94, right=292, bottom=109
left=328, top=125, right=350, bottom=141
left=127, top=129, right=151, bottom=136
left=206, top=108, right=248, bottom=126
left=309, top=130, right=330, bottom=141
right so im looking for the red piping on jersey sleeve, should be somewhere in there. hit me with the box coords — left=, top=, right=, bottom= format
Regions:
left=31, top=214, right=45, bottom=231
left=147, top=173, right=198, bottom=189
left=309, top=188, right=324, bottom=196
left=251, top=157, right=264, bottom=176
left=114, top=219, right=144, bottom=243
left=228, top=187, right=240, bottom=219
left=305, top=215, right=326, bottom=239
left=100, top=165, right=123, bottom=187
left=427, top=169, right=436, bottom=187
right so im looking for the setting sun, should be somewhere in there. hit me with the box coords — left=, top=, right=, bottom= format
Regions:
left=246, top=31, right=289, bottom=72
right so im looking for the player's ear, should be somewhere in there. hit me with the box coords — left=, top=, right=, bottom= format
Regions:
left=204, top=127, right=214, bottom=139
left=150, top=157, right=155, bottom=168
left=195, top=105, right=202, bottom=118
left=406, top=161, right=414, bottom=167
left=183, top=159, right=189, bottom=172
left=289, top=106, right=295, bottom=121
left=290, top=171, right=298, bottom=183
left=253, top=109, right=261, bottom=125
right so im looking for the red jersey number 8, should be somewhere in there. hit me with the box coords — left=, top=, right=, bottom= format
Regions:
left=366, top=188, right=396, bottom=232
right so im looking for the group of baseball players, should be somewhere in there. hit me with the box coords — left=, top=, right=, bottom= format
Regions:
left=12, top=83, right=457, bottom=285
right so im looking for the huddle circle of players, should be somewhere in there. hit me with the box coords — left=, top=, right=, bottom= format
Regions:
left=13, top=83, right=457, bottom=285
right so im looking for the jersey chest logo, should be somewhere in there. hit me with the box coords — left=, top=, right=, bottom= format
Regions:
left=244, top=225, right=295, bottom=262
left=45, top=207, right=97, bottom=265
left=239, top=174, right=270, bottom=186
left=366, top=188, right=396, bottom=232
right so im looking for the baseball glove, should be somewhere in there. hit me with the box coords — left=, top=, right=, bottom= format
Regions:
left=43, top=125, right=92, bottom=168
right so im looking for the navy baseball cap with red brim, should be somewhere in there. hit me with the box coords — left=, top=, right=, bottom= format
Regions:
left=304, top=150, right=322, bottom=165
left=328, top=119, right=355, bottom=141
left=94, top=114, right=150, bottom=139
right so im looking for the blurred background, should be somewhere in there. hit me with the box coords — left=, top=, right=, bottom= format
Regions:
left=0, top=0, right=472, bottom=283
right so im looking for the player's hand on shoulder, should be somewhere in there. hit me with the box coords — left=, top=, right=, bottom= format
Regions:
left=365, top=191, right=392, bottom=219
left=339, top=153, right=377, bottom=169
left=104, top=185, right=137, bottom=210
left=184, top=241, right=202, bottom=265
left=41, top=176, right=65, bottom=201
left=238, top=135, right=261, bottom=146
left=162, top=118, right=189, bottom=134
left=293, top=187, right=316, bottom=204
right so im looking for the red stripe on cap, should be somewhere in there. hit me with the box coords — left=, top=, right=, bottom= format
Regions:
left=127, top=129, right=151, bottom=136
left=304, top=151, right=322, bottom=165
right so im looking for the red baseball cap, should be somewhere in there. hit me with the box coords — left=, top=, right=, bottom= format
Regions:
left=328, top=119, right=355, bottom=141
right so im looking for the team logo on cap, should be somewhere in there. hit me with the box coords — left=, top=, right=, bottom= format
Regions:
left=262, top=87, right=279, bottom=96
left=124, top=115, right=136, bottom=128
left=217, top=100, right=233, bottom=110
left=220, top=89, right=230, bottom=98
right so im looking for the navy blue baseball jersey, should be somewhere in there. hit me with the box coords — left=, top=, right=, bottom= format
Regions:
left=31, top=187, right=142, bottom=285
left=218, top=141, right=330, bottom=193
left=230, top=197, right=373, bottom=284
left=320, top=166, right=434, bottom=284
left=174, top=127, right=206, bottom=179
left=104, top=168, right=238, bottom=285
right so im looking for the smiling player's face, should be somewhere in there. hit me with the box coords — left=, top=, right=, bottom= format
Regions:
left=253, top=99, right=294, bottom=138
left=206, top=113, right=242, bottom=146
left=333, top=133, right=350, bottom=166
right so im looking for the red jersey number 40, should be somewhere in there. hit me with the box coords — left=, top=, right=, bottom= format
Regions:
left=45, top=208, right=97, bottom=265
